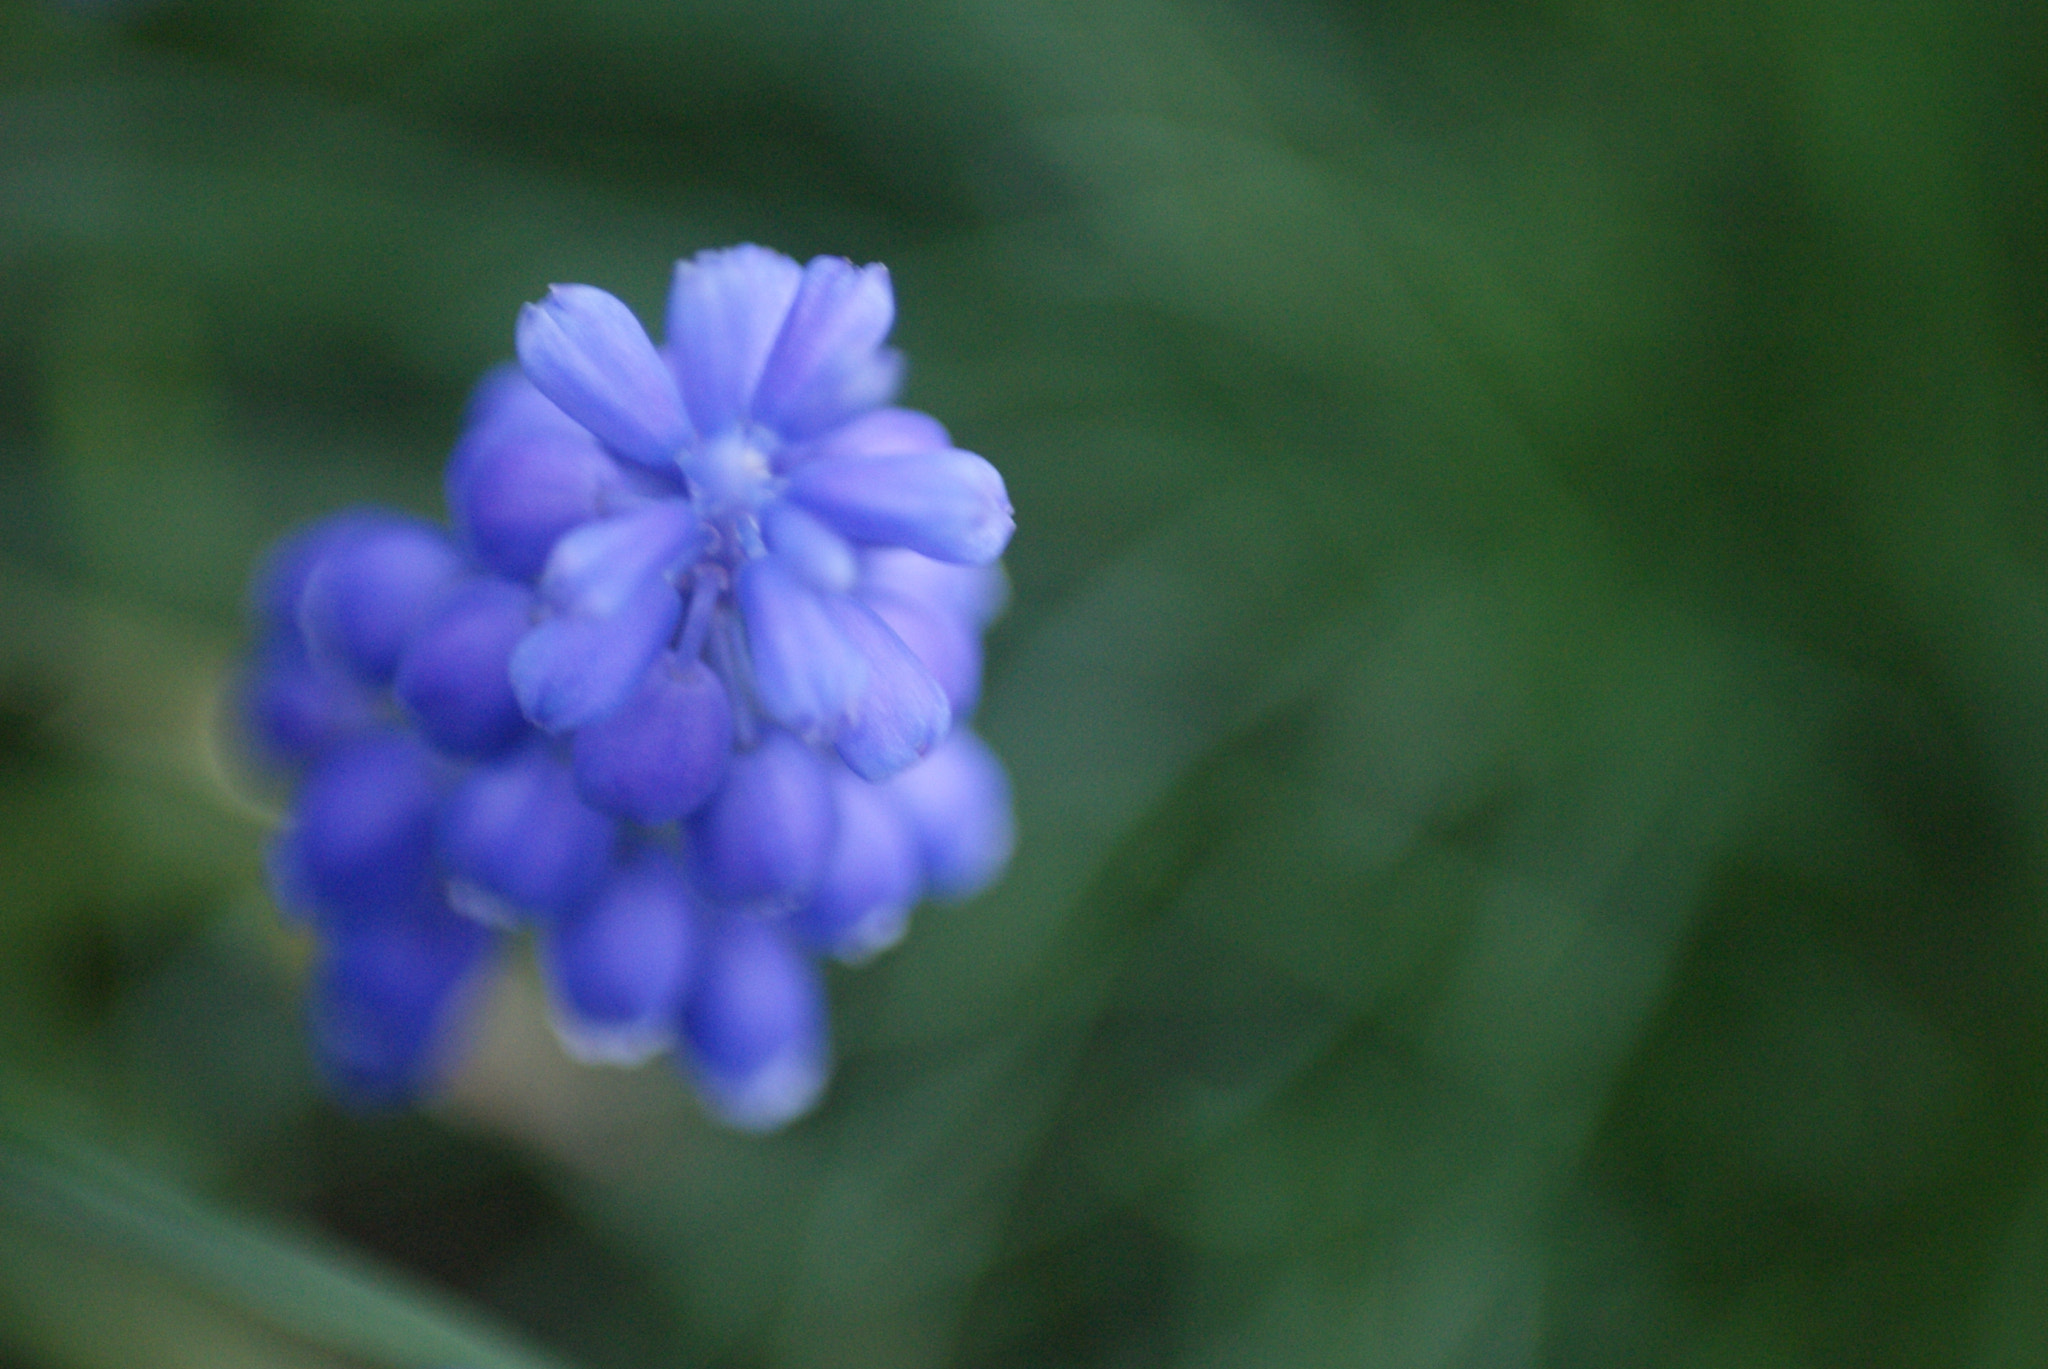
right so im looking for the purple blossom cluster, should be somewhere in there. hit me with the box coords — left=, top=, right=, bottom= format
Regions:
left=239, top=247, right=1014, bottom=1129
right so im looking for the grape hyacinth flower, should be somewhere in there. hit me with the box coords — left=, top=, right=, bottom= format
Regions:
left=238, top=246, right=1015, bottom=1130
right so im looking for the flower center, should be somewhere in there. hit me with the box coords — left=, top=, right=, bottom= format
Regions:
left=686, top=429, right=778, bottom=522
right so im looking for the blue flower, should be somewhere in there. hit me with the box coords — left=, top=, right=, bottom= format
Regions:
left=241, top=245, right=1017, bottom=1132
left=459, top=247, right=1013, bottom=785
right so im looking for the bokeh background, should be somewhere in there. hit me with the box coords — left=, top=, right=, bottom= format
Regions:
left=4, top=0, right=2048, bottom=1365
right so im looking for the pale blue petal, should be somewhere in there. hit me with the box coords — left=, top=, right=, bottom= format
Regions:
left=750, top=257, right=901, bottom=440
left=664, top=245, right=804, bottom=436
left=510, top=575, right=682, bottom=732
left=778, top=406, right=949, bottom=472
left=786, top=449, right=1014, bottom=565
left=760, top=502, right=858, bottom=594
left=517, top=284, right=690, bottom=467
left=736, top=555, right=867, bottom=741
left=537, top=501, right=703, bottom=619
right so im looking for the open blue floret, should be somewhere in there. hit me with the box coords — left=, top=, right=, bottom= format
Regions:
left=238, top=246, right=1015, bottom=1129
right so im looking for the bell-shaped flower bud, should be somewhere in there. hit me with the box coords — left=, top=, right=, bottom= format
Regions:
left=446, top=366, right=656, bottom=581
left=394, top=578, right=535, bottom=759
left=238, top=631, right=377, bottom=771
left=307, top=893, right=493, bottom=1108
left=864, top=591, right=982, bottom=718
left=516, top=284, right=691, bottom=468
left=887, top=728, right=1015, bottom=901
left=786, top=449, right=1013, bottom=566
left=828, top=596, right=951, bottom=782
left=544, top=848, right=699, bottom=1065
left=280, top=730, right=443, bottom=923
left=681, top=915, right=828, bottom=1131
left=796, top=768, right=923, bottom=963
left=571, top=654, right=733, bottom=823
left=438, top=744, right=617, bottom=921
left=689, top=729, right=835, bottom=907
left=298, top=515, right=467, bottom=687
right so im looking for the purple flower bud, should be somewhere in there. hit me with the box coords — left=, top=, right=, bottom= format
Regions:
left=827, top=596, right=951, bottom=782
left=787, top=449, right=1014, bottom=566
left=750, top=257, right=901, bottom=441
left=864, top=591, right=982, bottom=718
left=570, top=654, right=733, bottom=823
left=394, top=578, right=535, bottom=759
left=689, top=729, right=835, bottom=907
left=681, top=915, right=828, bottom=1130
left=298, top=516, right=467, bottom=687
left=248, top=510, right=386, bottom=631
left=543, top=848, right=698, bottom=1065
left=438, top=745, right=617, bottom=920
left=308, top=893, right=493, bottom=1108
left=238, top=631, right=377, bottom=770
left=280, top=730, right=444, bottom=922
left=888, top=728, right=1015, bottom=901
left=664, top=245, right=804, bottom=436
left=446, top=367, right=656, bottom=581
left=736, top=555, right=866, bottom=742
left=517, top=285, right=692, bottom=467
left=797, top=768, right=922, bottom=963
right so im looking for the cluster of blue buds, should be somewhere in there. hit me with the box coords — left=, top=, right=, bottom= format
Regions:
left=239, top=247, right=1015, bottom=1129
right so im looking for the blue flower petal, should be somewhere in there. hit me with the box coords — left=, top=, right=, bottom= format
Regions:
left=736, top=555, right=866, bottom=742
left=828, top=595, right=952, bottom=782
left=778, top=406, right=949, bottom=471
left=537, top=501, right=703, bottom=620
left=571, top=654, right=733, bottom=823
left=681, top=915, right=828, bottom=1131
left=858, top=547, right=1009, bottom=628
left=664, top=245, right=804, bottom=436
left=887, top=728, right=1015, bottom=901
left=543, top=847, right=698, bottom=1065
left=750, top=257, right=901, bottom=440
left=394, top=578, right=535, bottom=759
left=446, top=366, right=656, bottom=581
left=760, top=501, right=858, bottom=594
left=796, top=768, right=922, bottom=963
left=787, top=449, right=1014, bottom=565
left=438, top=745, right=617, bottom=921
left=511, top=536, right=690, bottom=733
left=297, top=515, right=467, bottom=687
left=517, top=284, right=691, bottom=467
left=689, top=729, right=835, bottom=906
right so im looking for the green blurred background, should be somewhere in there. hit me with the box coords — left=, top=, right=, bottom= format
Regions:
left=4, top=0, right=2048, bottom=1364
